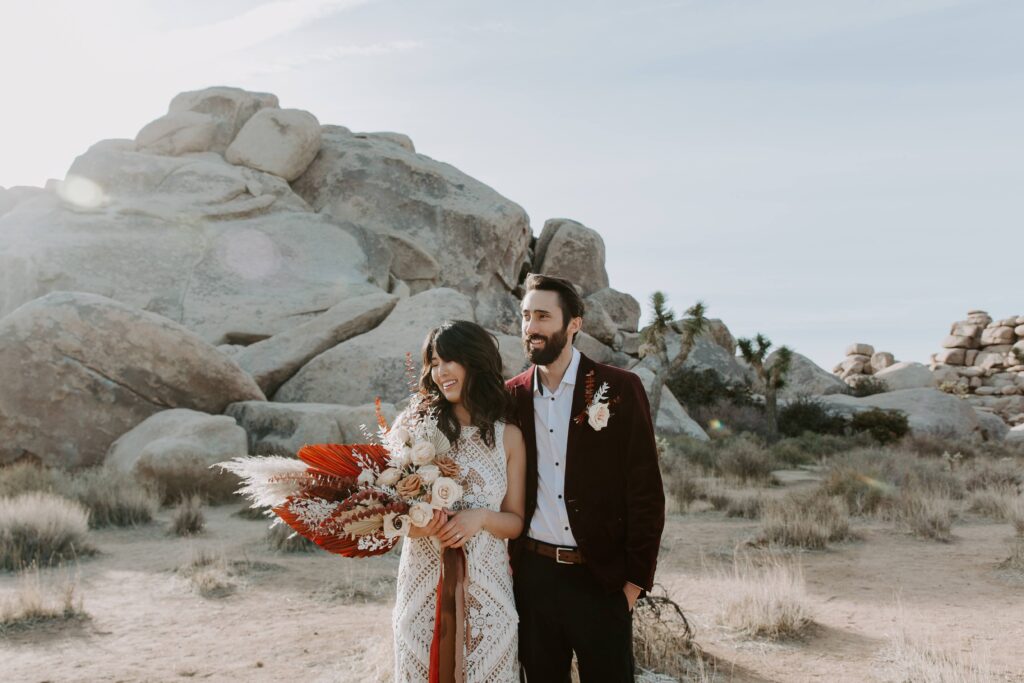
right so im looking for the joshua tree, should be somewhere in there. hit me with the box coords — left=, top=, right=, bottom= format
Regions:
left=640, top=292, right=709, bottom=423
left=737, top=334, right=793, bottom=442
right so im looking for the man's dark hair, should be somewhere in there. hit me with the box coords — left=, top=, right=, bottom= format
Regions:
left=524, top=273, right=585, bottom=341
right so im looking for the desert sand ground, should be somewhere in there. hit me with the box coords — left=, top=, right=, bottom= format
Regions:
left=2, top=472, right=1022, bottom=683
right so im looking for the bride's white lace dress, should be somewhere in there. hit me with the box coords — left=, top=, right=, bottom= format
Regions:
left=392, top=420, right=519, bottom=682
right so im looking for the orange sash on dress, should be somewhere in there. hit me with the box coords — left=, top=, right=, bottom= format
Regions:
left=429, top=546, right=468, bottom=683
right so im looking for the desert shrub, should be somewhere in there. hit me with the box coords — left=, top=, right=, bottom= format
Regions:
left=668, top=367, right=755, bottom=409
left=64, top=467, right=159, bottom=528
left=0, top=565, right=86, bottom=632
left=632, top=588, right=710, bottom=681
left=959, top=458, right=1023, bottom=492
left=900, top=432, right=982, bottom=459
left=999, top=538, right=1024, bottom=573
left=966, top=487, right=1018, bottom=520
left=1007, top=496, right=1024, bottom=537
left=776, top=397, right=848, bottom=438
left=179, top=549, right=237, bottom=598
left=688, top=399, right=771, bottom=438
left=849, top=376, right=888, bottom=397
left=897, top=492, right=955, bottom=542
left=758, top=492, right=851, bottom=549
left=717, top=556, right=812, bottom=640
left=136, top=456, right=240, bottom=506
left=850, top=409, right=910, bottom=444
left=660, top=451, right=707, bottom=512
left=266, top=523, right=317, bottom=552
left=660, top=435, right=717, bottom=472
left=770, top=431, right=872, bottom=467
left=715, top=434, right=777, bottom=483
left=169, top=494, right=205, bottom=536
left=0, top=493, right=95, bottom=571
left=725, top=494, right=764, bottom=519
left=824, top=447, right=964, bottom=511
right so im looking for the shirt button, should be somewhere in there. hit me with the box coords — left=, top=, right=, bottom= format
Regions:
left=549, top=429, right=553, bottom=433
left=551, top=398, right=555, bottom=401
left=557, top=494, right=562, bottom=499
left=564, top=526, right=569, bottom=531
left=555, top=462, right=559, bottom=466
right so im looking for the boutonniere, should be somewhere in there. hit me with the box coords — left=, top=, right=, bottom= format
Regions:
left=573, top=370, right=619, bottom=431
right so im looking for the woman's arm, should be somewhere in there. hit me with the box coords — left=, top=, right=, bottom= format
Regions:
left=438, top=423, right=526, bottom=548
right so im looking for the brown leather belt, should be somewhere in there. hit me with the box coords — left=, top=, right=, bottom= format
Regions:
left=521, top=537, right=585, bottom=565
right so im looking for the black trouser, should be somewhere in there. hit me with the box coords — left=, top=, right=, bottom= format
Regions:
left=514, top=549, right=634, bottom=683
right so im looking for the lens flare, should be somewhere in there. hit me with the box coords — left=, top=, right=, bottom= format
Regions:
left=708, top=419, right=725, bottom=431
left=57, top=175, right=107, bottom=209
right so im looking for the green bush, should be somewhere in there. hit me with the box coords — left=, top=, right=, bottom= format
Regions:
left=850, top=377, right=888, bottom=397
left=776, top=396, right=848, bottom=438
left=851, top=408, right=910, bottom=444
left=667, top=367, right=755, bottom=408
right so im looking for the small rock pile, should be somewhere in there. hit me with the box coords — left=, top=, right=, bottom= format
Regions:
left=832, top=343, right=896, bottom=388
left=930, top=310, right=1024, bottom=425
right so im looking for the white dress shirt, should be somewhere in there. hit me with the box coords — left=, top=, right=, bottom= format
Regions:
left=527, top=346, right=581, bottom=547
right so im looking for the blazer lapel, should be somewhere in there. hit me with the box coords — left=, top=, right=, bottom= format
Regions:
left=564, top=353, right=595, bottom=492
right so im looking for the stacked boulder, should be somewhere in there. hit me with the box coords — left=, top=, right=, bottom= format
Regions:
left=0, top=86, right=705, bottom=471
left=931, top=310, right=1024, bottom=426
left=832, top=343, right=896, bottom=388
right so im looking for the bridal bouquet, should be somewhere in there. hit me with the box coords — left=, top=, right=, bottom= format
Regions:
left=215, top=398, right=463, bottom=558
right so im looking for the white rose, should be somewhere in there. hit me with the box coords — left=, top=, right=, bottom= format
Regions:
left=587, top=402, right=611, bottom=431
left=383, top=512, right=411, bottom=539
left=431, top=477, right=463, bottom=510
left=392, top=427, right=411, bottom=446
left=411, top=441, right=436, bottom=466
left=376, top=467, right=402, bottom=487
left=357, top=469, right=376, bottom=486
left=398, top=445, right=413, bottom=467
left=417, top=464, right=440, bottom=485
left=408, top=501, right=434, bottom=527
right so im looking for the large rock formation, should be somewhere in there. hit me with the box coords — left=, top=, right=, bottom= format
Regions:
left=233, top=291, right=398, bottom=396
left=106, top=408, right=248, bottom=473
left=275, top=288, right=475, bottom=405
left=771, top=350, right=848, bottom=399
left=534, top=219, right=609, bottom=297
left=817, top=388, right=981, bottom=438
left=292, top=125, right=532, bottom=332
left=225, top=401, right=398, bottom=456
left=0, top=292, right=264, bottom=468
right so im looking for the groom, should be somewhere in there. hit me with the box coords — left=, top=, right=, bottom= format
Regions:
left=507, top=274, right=665, bottom=682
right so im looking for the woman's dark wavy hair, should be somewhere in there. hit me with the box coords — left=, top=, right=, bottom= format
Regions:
left=418, top=320, right=513, bottom=448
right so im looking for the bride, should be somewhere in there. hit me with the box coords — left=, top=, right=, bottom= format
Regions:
left=392, top=319, right=526, bottom=682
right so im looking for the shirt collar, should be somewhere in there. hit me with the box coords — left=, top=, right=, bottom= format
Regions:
left=533, top=346, right=581, bottom=397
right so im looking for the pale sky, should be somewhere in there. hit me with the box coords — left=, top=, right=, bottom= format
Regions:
left=1, top=0, right=1020, bottom=370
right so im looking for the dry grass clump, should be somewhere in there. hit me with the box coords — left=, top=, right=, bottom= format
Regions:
left=178, top=549, right=238, bottom=598
left=0, top=565, right=87, bottom=632
left=880, top=630, right=992, bottom=682
left=0, top=462, right=159, bottom=529
left=169, top=494, right=206, bottom=536
left=896, top=492, right=956, bottom=542
left=716, top=556, right=813, bottom=640
left=966, top=487, right=1019, bottom=520
left=1007, top=496, right=1024, bottom=537
left=959, top=457, right=1023, bottom=493
left=660, top=455, right=707, bottom=512
left=266, top=523, right=317, bottom=552
left=758, top=492, right=851, bottom=549
left=64, top=467, right=159, bottom=528
left=770, top=431, right=873, bottom=467
left=0, top=492, right=95, bottom=571
left=136, top=455, right=241, bottom=506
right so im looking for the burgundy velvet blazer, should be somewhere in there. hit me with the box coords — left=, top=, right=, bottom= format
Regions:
left=506, top=352, right=666, bottom=593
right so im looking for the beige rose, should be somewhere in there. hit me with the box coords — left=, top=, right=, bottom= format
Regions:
left=383, top=512, right=411, bottom=539
left=587, top=402, right=611, bottom=431
left=431, top=477, right=463, bottom=510
left=395, top=474, right=423, bottom=499
left=417, top=464, right=440, bottom=485
left=408, top=502, right=434, bottom=527
left=411, top=441, right=436, bottom=466
left=376, top=467, right=402, bottom=487
left=435, top=454, right=461, bottom=479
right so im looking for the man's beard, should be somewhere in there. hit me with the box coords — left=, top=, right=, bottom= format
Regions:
left=523, top=326, right=571, bottom=366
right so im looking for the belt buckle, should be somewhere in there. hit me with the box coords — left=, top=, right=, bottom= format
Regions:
left=555, top=547, right=573, bottom=564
